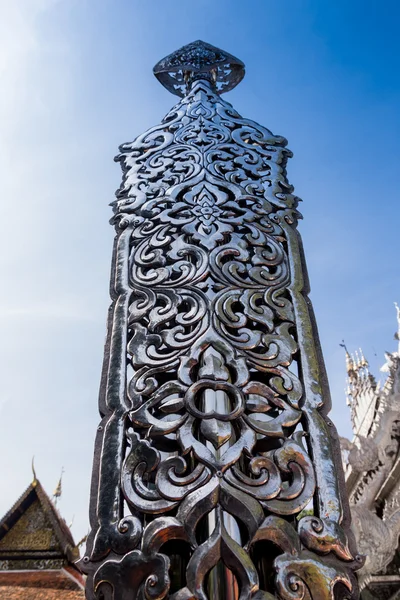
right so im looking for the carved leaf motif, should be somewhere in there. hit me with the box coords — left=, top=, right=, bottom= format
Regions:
left=275, top=551, right=354, bottom=600
left=262, top=437, right=316, bottom=515
left=298, top=517, right=354, bottom=562
left=185, top=515, right=259, bottom=600
left=92, top=550, right=170, bottom=600
left=200, top=418, right=232, bottom=449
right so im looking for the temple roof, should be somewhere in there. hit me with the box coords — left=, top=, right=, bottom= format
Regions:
left=0, top=478, right=78, bottom=562
left=0, top=478, right=84, bottom=592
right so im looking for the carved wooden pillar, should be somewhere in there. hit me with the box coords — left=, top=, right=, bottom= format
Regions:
left=80, top=40, right=361, bottom=600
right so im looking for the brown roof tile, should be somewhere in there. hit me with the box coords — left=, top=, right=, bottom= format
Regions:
left=0, top=587, right=84, bottom=599
left=0, top=569, right=84, bottom=591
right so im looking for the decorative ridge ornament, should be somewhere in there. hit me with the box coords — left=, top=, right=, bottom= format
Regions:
left=80, top=43, right=361, bottom=599
left=153, top=39, right=245, bottom=96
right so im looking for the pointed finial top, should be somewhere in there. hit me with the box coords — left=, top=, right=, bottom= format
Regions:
left=340, top=341, right=354, bottom=374
left=153, top=40, right=245, bottom=97
left=31, top=456, right=37, bottom=486
left=395, top=302, right=400, bottom=350
left=53, top=467, right=64, bottom=504
left=359, top=348, right=368, bottom=368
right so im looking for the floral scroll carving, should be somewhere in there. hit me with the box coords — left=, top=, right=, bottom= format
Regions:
left=80, top=41, right=360, bottom=600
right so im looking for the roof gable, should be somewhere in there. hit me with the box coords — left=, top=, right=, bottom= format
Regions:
left=0, top=498, right=60, bottom=554
left=0, top=480, right=78, bottom=564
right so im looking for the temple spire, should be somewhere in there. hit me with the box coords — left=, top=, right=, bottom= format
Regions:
left=31, top=456, right=37, bottom=486
left=53, top=467, right=64, bottom=505
left=359, top=348, right=368, bottom=369
left=395, top=301, right=400, bottom=354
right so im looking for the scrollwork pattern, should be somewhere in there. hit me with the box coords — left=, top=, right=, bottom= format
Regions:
left=81, top=42, right=359, bottom=600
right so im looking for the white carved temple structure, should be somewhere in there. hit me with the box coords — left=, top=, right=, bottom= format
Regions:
left=341, top=305, right=400, bottom=600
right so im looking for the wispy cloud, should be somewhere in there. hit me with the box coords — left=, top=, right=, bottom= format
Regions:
left=0, top=1, right=61, bottom=127
left=0, top=303, right=99, bottom=321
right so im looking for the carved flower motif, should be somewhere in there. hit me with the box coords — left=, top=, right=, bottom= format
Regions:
left=158, top=178, right=252, bottom=250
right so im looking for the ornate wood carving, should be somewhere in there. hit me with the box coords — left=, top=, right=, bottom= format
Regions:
left=80, top=41, right=360, bottom=599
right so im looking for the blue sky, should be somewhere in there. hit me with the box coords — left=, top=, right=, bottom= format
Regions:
left=0, top=0, right=399, bottom=542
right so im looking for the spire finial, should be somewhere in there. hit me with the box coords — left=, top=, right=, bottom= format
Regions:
left=359, top=347, right=368, bottom=369
left=31, top=456, right=37, bottom=486
left=53, top=467, right=64, bottom=505
left=340, top=340, right=354, bottom=374
left=395, top=302, right=400, bottom=352
left=153, top=40, right=245, bottom=97
left=77, top=532, right=88, bottom=548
